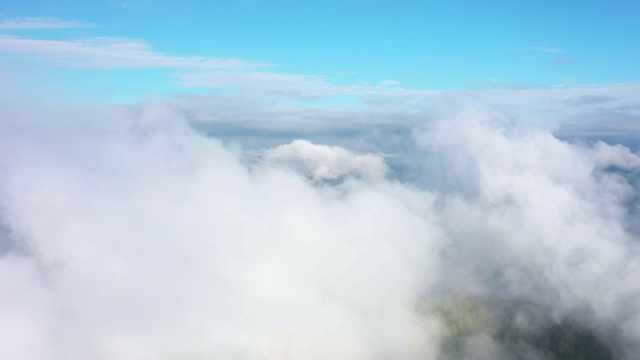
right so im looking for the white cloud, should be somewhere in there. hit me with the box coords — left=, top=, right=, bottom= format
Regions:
left=0, top=17, right=96, bottom=29
left=0, top=102, right=442, bottom=359
left=0, top=35, right=270, bottom=69
left=263, top=140, right=388, bottom=182
left=593, top=142, right=640, bottom=169
left=2, top=89, right=640, bottom=358
left=164, top=82, right=640, bottom=155
left=176, top=71, right=391, bottom=101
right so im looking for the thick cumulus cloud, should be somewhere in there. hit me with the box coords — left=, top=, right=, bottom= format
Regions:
left=420, top=110, right=640, bottom=291
left=0, top=103, right=442, bottom=359
left=263, top=140, right=388, bottom=182
left=1, top=98, right=640, bottom=359
left=412, top=108, right=640, bottom=353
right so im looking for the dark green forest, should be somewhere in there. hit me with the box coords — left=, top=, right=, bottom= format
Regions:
left=419, top=296, right=614, bottom=360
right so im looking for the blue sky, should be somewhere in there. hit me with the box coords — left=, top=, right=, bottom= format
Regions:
left=0, top=0, right=639, bottom=102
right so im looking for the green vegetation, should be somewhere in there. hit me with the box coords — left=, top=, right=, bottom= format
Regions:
left=419, top=296, right=614, bottom=360
left=419, top=296, right=499, bottom=356
left=534, top=322, right=612, bottom=360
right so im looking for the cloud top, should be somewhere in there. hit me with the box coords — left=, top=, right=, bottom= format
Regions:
left=264, top=140, right=388, bottom=182
left=1, top=97, right=640, bottom=359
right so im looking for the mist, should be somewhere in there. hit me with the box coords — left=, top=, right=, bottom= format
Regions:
left=1, top=96, right=639, bottom=360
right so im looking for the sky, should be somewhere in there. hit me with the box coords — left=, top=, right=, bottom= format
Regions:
left=2, top=2, right=640, bottom=360
left=0, top=0, right=639, bottom=102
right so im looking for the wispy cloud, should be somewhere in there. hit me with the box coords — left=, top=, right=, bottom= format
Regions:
left=378, top=80, right=401, bottom=86
left=177, top=71, right=423, bottom=100
left=177, top=71, right=375, bottom=99
left=518, top=45, right=564, bottom=53
left=168, top=81, right=640, bottom=153
left=555, top=57, right=572, bottom=65
left=0, top=35, right=271, bottom=69
left=179, top=71, right=328, bottom=89
left=330, top=70, right=358, bottom=76
left=0, top=17, right=96, bottom=29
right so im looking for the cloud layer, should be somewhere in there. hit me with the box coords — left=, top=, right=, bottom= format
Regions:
left=1, top=96, right=640, bottom=359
